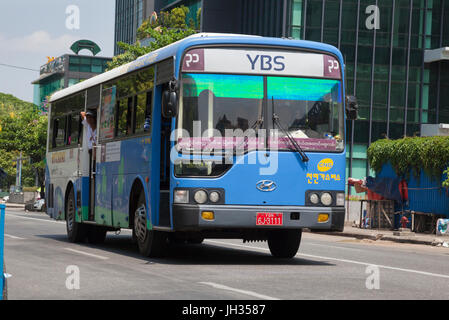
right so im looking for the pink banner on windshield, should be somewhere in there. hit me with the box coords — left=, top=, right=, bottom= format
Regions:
left=177, top=137, right=337, bottom=152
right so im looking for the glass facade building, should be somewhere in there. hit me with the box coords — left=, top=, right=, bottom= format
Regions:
left=114, top=0, right=449, bottom=183
left=287, top=0, right=449, bottom=181
left=115, top=0, right=153, bottom=55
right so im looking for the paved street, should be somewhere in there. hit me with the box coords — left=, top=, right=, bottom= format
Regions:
left=3, top=207, right=449, bottom=300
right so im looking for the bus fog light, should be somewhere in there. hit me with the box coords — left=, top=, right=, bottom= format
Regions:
left=309, top=193, right=319, bottom=205
left=320, top=192, right=333, bottom=206
left=317, top=213, right=329, bottom=223
left=336, top=193, right=345, bottom=206
left=202, top=211, right=215, bottom=221
left=174, top=190, right=189, bottom=203
left=194, top=190, right=208, bottom=204
left=209, top=191, right=220, bottom=203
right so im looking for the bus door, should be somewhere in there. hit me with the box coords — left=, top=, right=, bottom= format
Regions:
left=155, top=59, right=175, bottom=228
left=93, top=86, right=116, bottom=225
left=85, top=85, right=103, bottom=222
left=159, top=101, right=171, bottom=227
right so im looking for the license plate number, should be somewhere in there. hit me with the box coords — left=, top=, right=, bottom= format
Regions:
left=256, top=213, right=283, bottom=226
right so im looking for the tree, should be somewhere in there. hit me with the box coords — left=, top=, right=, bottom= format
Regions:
left=0, top=93, right=47, bottom=193
left=108, top=5, right=198, bottom=71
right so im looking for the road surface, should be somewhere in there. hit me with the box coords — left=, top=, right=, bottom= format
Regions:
left=4, top=207, right=449, bottom=300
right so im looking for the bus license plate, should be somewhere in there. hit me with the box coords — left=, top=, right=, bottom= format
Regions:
left=256, top=213, right=283, bottom=226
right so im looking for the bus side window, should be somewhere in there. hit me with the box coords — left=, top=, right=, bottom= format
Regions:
left=52, top=118, right=59, bottom=148
left=54, top=117, right=67, bottom=148
left=134, top=91, right=152, bottom=134
left=67, top=113, right=81, bottom=146
left=116, top=97, right=133, bottom=137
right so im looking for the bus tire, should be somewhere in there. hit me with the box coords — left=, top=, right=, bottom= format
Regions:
left=66, top=188, right=87, bottom=243
left=134, top=193, right=167, bottom=258
left=267, top=229, right=302, bottom=259
left=87, top=226, right=107, bottom=244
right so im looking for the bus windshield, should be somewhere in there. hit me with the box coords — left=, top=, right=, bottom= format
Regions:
left=177, top=73, right=344, bottom=153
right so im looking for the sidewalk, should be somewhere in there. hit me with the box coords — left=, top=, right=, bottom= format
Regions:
left=310, top=225, right=449, bottom=247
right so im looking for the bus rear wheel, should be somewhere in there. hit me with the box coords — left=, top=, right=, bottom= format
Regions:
left=134, top=193, right=167, bottom=258
left=267, top=229, right=302, bottom=258
left=66, top=188, right=87, bottom=243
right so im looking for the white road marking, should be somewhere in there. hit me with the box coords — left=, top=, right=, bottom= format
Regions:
left=64, top=248, right=109, bottom=260
left=306, top=242, right=362, bottom=252
left=199, top=282, right=280, bottom=300
left=205, top=240, right=449, bottom=280
left=4, top=234, right=25, bottom=240
left=6, top=213, right=65, bottom=224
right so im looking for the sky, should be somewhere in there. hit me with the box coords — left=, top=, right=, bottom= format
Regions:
left=0, top=0, right=116, bottom=103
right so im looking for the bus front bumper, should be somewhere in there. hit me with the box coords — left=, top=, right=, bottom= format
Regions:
left=172, top=204, right=344, bottom=232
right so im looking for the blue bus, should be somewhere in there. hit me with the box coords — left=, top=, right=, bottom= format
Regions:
left=46, top=33, right=357, bottom=258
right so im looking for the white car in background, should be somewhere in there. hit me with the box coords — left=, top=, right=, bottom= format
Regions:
left=33, top=199, right=45, bottom=212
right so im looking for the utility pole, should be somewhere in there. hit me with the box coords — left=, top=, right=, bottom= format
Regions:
left=12, top=152, right=27, bottom=190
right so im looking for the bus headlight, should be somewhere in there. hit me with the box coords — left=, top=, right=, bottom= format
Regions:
left=209, top=191, right=220, bottom=203
left=194, top=190, right=208, bottom=204
left=320, top=192, right=333, bottom=206
left=309, top=193, right=320, bottom=205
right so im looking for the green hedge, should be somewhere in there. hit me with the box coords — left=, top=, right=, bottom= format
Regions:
left=367, top=136, right=449, bottom=183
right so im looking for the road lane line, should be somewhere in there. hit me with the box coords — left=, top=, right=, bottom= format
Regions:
left=205, top=240, right=449, bottom=280
left=64, top=248, right=109, bottom=260
left=6, top=213, right=65, bottom=224
left=4, top=234, right=26, bottom=240
left=199, top=282, right=280, bottom=300
left=306, top=243, right=362, bottom=252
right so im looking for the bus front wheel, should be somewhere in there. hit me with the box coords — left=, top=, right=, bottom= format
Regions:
left=134, top=193, right=167, bottom=258
left=267, top=229, right=302, bottom=259
left=66, top=188, right=87, bottom=243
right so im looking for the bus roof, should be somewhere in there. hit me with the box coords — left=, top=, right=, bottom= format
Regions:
left=49, top=33, right=343, bottom=103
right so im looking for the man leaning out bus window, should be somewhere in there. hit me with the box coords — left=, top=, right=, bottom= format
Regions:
left=80, top=110, right=97, bottom=173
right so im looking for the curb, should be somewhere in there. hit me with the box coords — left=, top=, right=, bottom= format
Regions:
left=307, top=230, right=437, bottom=246
left=4, top=203, right=25, bottom=209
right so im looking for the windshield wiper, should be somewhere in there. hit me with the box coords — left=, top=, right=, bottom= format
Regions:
left=232, top=106, right=264, bottom=152
left=271, top=97, right=309, bottom=162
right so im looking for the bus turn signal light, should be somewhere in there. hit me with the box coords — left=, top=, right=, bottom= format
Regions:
left=317, top=213, right=329, bottom=223
left=201, top=211, right=215, bottom=221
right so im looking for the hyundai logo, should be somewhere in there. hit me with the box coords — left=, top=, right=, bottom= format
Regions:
left=256, top=180, right=277, bottom=192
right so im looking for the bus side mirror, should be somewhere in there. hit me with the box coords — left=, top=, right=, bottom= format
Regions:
left=345, top=95, right=358, bottom=121
left=162, top=91, right=178, bottom=118
left=162, top=79, right=178, bottom=118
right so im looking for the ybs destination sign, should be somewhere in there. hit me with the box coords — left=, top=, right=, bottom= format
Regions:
left=182, top=48, right=341, bottom=79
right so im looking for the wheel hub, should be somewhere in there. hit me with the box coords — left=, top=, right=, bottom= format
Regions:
left=134, top=204, right=147, bottom=243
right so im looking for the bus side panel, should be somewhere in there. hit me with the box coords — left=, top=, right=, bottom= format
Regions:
left=80, top=176, right=90, bottom=221
left=46, top=149, right=79, bottom=220
left=106, top=137, right=151, bottom=228
left=95, top=154, right=114, bottom=226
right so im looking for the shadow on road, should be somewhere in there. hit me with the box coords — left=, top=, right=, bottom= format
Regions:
left=37, top=234, right=335, bottom=267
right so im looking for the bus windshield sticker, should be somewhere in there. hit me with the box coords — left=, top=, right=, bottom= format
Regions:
left=100, top=86, right=116, bottom=141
